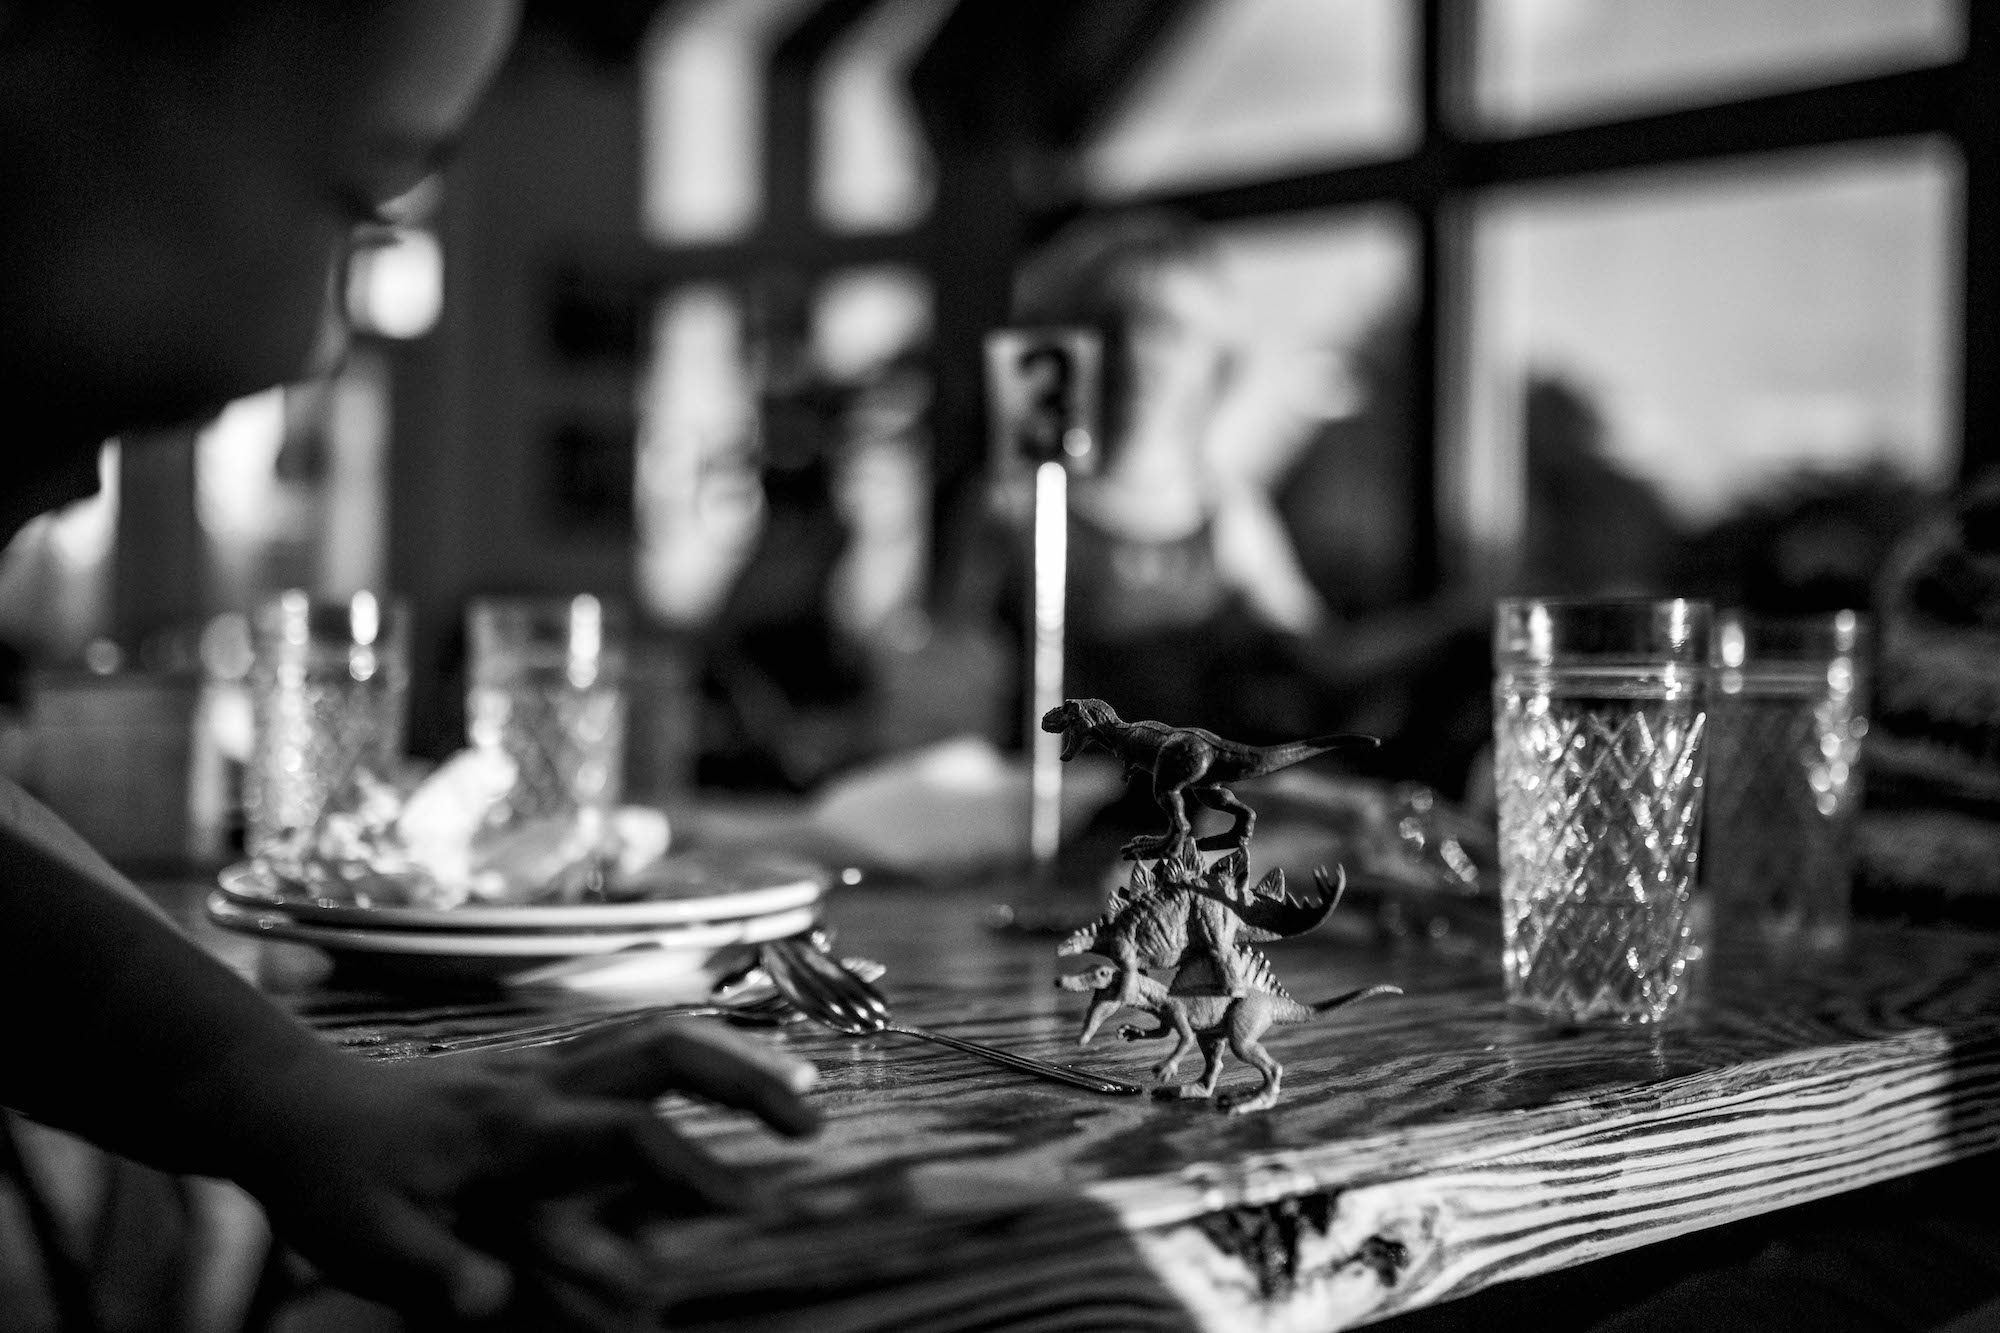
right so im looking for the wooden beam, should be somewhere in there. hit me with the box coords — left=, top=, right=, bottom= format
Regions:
left=762, top=0, right=881, bottom=236
left=770, top=0, right=881, bottom=65
left=1041, top=0, right=1210, bottom=149
left=909, top=1, right=1043, bottom=574
left=1401, top=0, right=1461, bottom=596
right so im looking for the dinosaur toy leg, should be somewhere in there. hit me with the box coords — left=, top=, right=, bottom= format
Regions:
left=1122, top=738, right=1211, bottom=861
left=1190, top=1033, right=1230, bottom=1099
left=1218, top=1010, right=1283, bottom=1115
left=1121, top=785, right=1194, bottom=861
left=1190, top=785, right=1255, bottom=851
left=1189, top=902, right=1251, bottom=998
left=1145, top=1006, right=1199, bottom=1082
left=1156, top=1032, right=1225, bottom=1100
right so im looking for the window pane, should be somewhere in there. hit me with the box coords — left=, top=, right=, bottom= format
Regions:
left=1018, top=208, right=1416, bottom=619
left=634, top=286, right=762, bottom=625
left=811, top=268, right=934, bottom=648
left=1205, top=209, right=1420, bottom=614
left=639, top=0, right=817, bottom=244
left=1456, top=140, right=1959, bottom=594
left=0, top=444, right=117, bottom=660
left=812, top=266, right=932, bottom=383
left=1081, top=0, right=1415, bottom=200
left=1475, top=0, right=1964, bottom=132
left=195, top=370, right=392, bottom=613
left=813, top=0, right=951, bottom=234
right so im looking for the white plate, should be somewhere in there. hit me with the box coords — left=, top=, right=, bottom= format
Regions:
left=205, top=892, right=820, bottom=983
left=217, top=850, right=828, bottom=933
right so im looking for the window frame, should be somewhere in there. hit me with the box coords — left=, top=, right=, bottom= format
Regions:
left=640, top=0, right=1995, bottom=595
left=1044, top=1, right=1991, bottom=592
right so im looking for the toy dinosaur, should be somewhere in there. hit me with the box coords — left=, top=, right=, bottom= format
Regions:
left=1055, top=954, right=1399, bottom=1113
left=1055, top=830, right=1398, bottom=1109
left=1040, top=698, right=1378, bottom=861
left=1054, top=855, right=1194, bottom=1011
left=1055, top=847, right=1341, bottom=1011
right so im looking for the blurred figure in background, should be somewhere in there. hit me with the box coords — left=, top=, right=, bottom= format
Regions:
left=698, top=346, right=988, bottom=788
left=942, top=213, right=1335, bottom=727
left=1012, top=212, right=1330, bottom=640
left=0, top=3, right=819, bottom=1326
left=1520, top=377, right=1684, bottom=597
left=945, top=210, right=1498, bottom=797
left=1675, top=462, right=1936, bottom=616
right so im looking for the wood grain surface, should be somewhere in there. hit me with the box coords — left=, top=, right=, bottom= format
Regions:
left=157, top=877, right=2000, bottom=1331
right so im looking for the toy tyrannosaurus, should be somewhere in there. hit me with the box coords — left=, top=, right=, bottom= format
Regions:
left=1055, top=954, right=1400, bottom=1113
left=1040, top=698, right=1377, bottom=861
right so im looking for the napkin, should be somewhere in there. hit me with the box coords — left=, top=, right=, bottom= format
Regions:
left=805, top=736, right=1124, bottom=875
left=504, top=944, right=744, bottom=998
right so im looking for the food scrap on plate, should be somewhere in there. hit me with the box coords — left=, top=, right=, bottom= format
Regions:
left=254, top=748, right=670, bottom=909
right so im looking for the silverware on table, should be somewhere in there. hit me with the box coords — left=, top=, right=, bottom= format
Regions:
left=420, top=990, right=803, bottom=1057
left=329, top=988, right=805, bottom=1060
left=336, top=941, right=892, bottom=1060
left=759, top=937, right=1144, bottom=1096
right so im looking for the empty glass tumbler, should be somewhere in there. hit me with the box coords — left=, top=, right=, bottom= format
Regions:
left=1493, top=598, right=1712, bottom=1023
left=1705, top=609, right=1868, bottom=948
left=466, top=595, right=628, bottom=832
left=245, top=590, right=410, bottom=857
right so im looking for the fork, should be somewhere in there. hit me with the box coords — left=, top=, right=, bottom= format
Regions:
left=758, top=938, right=1143, bottom=1095
left=349, top=990, right=803, bottom=1060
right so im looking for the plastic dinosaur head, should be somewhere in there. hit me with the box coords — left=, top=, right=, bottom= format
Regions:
left=1040, top=698, right=1120, bottom=762
left=1053, top=963, right=1117, bottom=994
left=1053, top=963, right=1125, bottom=1043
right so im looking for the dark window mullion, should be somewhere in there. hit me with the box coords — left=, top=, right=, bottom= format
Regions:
left=1406, top=0, right=1466, bottom=594
left=1466, top=65, right=1959, bottom=187
left=1096, top=64, right=1963, bottom=226
left=1959, top=3, right=2000, bottom=483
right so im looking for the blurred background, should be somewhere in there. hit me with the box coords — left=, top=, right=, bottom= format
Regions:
left=0, top=0, right=1986, bottom=860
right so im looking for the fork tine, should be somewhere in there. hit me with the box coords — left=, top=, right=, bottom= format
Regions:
left=794, top=939, right=892, bottom=1025
left=801, top=945, right=890, bottom=1020
left=760, top=944, right=840, bottom=1030
left=761, top=940, right=882, bottom=1033
left=773, top=942, right=869, bottom=1030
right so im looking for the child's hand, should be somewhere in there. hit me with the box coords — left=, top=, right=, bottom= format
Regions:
left=234, top=1017, right=818, bottom=1326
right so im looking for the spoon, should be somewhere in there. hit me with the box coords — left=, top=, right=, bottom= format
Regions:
left=759, top=937, right=1143, bottom=1096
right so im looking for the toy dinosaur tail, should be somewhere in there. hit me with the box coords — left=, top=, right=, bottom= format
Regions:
left=1246, top=733, right=1380, bottom=778
left=1055, top=916, right=1109, bottom=957
left=1308, top=983, right=1403, bottom=1015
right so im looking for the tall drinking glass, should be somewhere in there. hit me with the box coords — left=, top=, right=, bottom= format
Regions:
left=245, top=590, right=410, bottom=858
left=1493, top=598, right=1712, bottom=1023
left=466, top=596, right=628, bottom=834
left=1706, top=609, right=1868, bottom=948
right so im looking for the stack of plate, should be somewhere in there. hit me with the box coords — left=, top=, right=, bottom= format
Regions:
left=205, top=850, right=828, bottom=985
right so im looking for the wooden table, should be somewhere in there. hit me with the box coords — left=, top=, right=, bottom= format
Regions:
left=165, top=875, right=2000, bottom=1332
